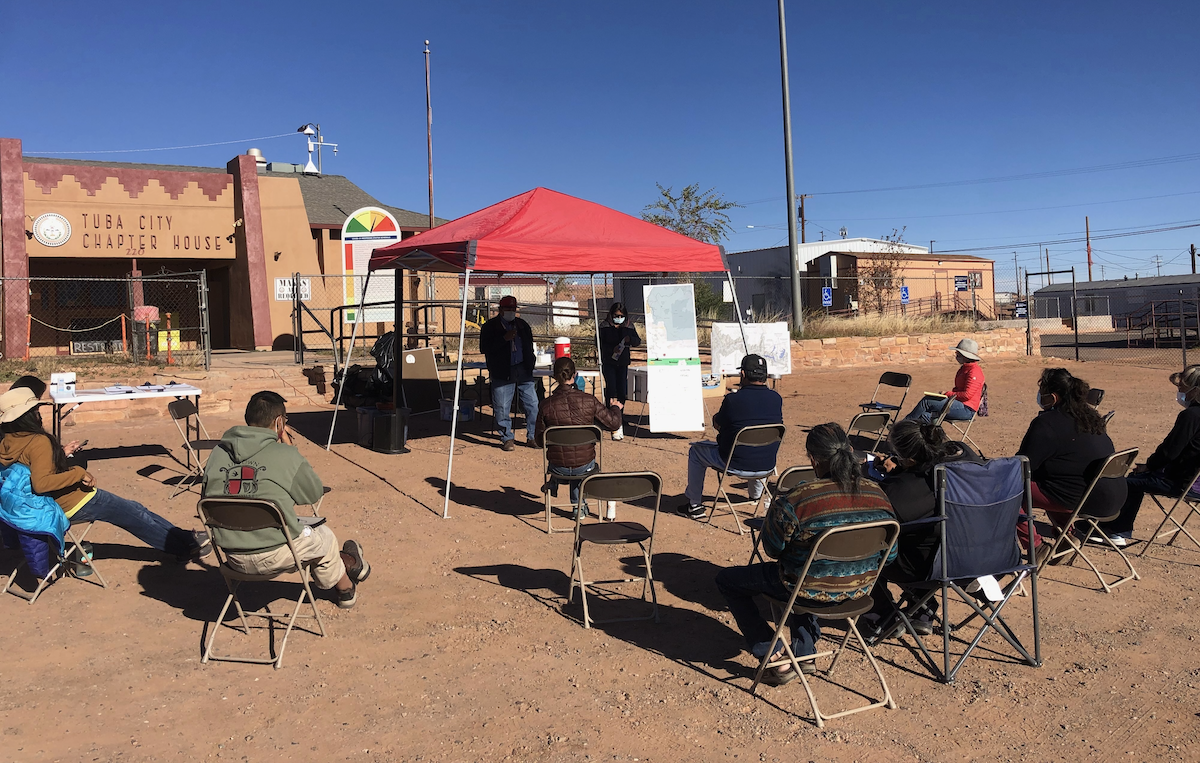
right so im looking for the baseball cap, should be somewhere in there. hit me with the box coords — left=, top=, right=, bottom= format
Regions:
left=740, top=354, right=768, bottom=381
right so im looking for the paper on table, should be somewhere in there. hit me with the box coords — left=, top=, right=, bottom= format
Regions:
left=104, top=385, right=136, bottom=394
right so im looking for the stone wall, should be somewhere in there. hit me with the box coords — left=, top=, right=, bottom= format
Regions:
left=792, top=328, right=1037, bottom=369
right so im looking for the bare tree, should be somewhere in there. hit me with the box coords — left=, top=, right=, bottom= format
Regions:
left=641, top=183, right=741, bottom=243
left=857, top=227, right=908, bottom=314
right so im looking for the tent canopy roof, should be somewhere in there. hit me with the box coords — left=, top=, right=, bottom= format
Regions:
left=368, top=187, right=727, bottom=274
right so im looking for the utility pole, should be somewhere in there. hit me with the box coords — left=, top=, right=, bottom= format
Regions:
left=1013, top=252, right=1020, bottom=298
left=1101, top=264, right=1106, bottom=280
left=1045, top=247, right=1052, bottom=285
left=1191, top=244, right=1196, bottom=274
left=1153, top=255, right=1163, bottom=276
left=930, top=240, right=935, bottom=253
left=1085, top=215, right=1093, bottom=282
left=798, top=194, right=811, bottom=243
left=777, top=0, right=803, bottom=334
left=425, top=40, right=435, bottom=231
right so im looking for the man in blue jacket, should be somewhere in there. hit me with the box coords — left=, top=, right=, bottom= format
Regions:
left=678, top=354, right=784, bottom=519
left=479, top=295, right=539, bottom=451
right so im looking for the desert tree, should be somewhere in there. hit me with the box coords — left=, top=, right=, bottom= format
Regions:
left=641, top=183, right=742, bottom=244
left=857, top=227, right=908, bottom=314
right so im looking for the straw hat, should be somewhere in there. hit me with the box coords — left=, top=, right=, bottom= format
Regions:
left=952, top=338, right=981, bottom=361
left=0, top=386, right=44, bottom=424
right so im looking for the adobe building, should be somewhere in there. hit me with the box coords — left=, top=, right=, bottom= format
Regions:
left=0, top=137, right=438, bottom=354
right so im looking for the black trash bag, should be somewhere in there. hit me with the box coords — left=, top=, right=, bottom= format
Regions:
left=370, top=332, right=396, bottom=384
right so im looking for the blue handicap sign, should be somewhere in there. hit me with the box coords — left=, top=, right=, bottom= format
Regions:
left=821, top=287, right=833, bottom=307
left=900, top=286, right=910, bottom=304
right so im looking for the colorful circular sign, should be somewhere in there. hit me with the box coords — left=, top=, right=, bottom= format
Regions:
left=32, top=212, right=71, bottom=247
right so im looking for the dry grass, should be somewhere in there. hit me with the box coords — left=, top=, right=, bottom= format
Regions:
left=0, top=354, right=199, bottom=382
left=797, top=312, right=979, bottom=340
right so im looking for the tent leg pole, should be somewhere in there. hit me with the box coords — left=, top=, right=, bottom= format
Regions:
left=591, top=275, right=604, bottom=399
left=726, top=269, right=749, bottom=354
left=443, top=268, right=472, bottom=519
left=327, top=272, right=371, bottom=451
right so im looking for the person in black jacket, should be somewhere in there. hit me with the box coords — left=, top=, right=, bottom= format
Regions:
left=478, top=295, right=539, bottom=451
left=677, top=354, right=783, bottom=519
left=1100, top=364, right=1200, bottom=545
left=1017, top=368, right=1124, bottom=554
left=598, top=302, right=640, bottom=441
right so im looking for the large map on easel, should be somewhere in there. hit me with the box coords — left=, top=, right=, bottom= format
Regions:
left=710, top=322, right=792, bottom=376
left=643, top=283, right=704, bottom=432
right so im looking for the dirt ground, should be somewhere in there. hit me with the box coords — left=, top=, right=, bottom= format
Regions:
left=3, top=357, right=1199, bottom=763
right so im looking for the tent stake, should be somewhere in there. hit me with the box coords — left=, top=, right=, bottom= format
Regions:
left=326, top=272, right=371, bottom=450
left=443, top=267, right=472, bottom=518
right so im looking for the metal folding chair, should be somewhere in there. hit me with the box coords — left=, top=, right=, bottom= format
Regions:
left=197, top=497, right=327, bottom=669
left=1, top=520, right=108, bottom=603
left=703, top=424, right=785, bottom=535
left=884, top=457, right=1042, bottom=683
left=541, top=425, right=603, bottom=534
left=1038, top=448, right=1140, bottom=592
left=859, top=372, right=913, bottom=425
left=846, top=411, right=891, bottom=452
left=746, top=465, right=816, bottom=565
left=749, top=519, right=901, bottom=727
left=932, top=385, right=984, bottom=454
left=168, top=399, right=220, bottom=498
left=1139, top=463, right=1200, bottom=557
left=567, top=471, right=662, bottom=629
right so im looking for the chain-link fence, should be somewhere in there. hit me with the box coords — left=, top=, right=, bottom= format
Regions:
left=3, top=273, right=210, bottom=368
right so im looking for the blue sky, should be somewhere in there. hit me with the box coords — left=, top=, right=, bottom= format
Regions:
left=3, top=1, right=1198, bottom=287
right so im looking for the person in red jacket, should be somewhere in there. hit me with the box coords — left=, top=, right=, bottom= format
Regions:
left=904, top=339, right=985, bottom=424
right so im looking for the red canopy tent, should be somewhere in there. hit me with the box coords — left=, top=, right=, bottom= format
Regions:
left=344, top=187, right=743, bottom=518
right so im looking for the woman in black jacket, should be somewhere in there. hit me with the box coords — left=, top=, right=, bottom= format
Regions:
left=598, top=302, right=640, bottom=441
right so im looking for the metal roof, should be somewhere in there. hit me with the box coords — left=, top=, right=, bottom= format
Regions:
left=1033, top=273, right=1200, bottom=294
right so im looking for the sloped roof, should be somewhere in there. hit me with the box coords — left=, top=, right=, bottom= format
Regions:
left=1034, top=273, right=1200, bottom=294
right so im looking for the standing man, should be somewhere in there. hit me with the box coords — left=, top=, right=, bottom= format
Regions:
left=678, top=354, right=784, bottom=519
left=480, top=295, right=539, bottom=451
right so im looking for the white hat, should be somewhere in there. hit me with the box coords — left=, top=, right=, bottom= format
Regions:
left=0, top=387, right=45, bottom=424
left=952, top=338, right=981, bottom=361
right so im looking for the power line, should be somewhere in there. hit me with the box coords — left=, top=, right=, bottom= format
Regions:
left=941, top=221, right=1200, bottom=254
left=23, top=132, right=297, bottom=155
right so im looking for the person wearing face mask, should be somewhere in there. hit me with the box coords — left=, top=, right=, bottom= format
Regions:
left=479, top=295, right=539, bottom=451
left=1098, top=365, right=1200, bottom=546
left=1015, top=368, right=1124, bottom=559
left=203, top=391, right=371, bottom=609
left=598, top=302, right=640, bottom=441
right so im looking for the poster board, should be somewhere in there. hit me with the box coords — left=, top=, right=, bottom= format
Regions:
left=341, top=207, right=400, bottom=323
left=710, top=322, right=792, bottom=376
left=643, top=283, right=704, bottom=432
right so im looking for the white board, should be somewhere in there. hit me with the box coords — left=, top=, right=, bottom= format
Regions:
left=341, top=207, right=401, bottom=323
left=710, top=322, right=792, bottom=376
left=647, top=360, right=704, bottom=432
left=643, top=283, right=699, bottom=360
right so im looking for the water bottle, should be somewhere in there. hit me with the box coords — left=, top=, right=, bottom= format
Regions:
left=605, top=501, right=617, bottom=521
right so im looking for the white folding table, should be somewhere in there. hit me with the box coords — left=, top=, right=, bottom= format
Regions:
left=50, top=383, right=203, bottom=465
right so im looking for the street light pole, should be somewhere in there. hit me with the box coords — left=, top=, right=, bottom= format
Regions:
left=777, top=0, right=803, bottom=335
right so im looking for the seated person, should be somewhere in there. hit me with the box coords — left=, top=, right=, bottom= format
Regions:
left=864, top=421, right=981, bottom=636
left=203, top=391, right=370, bottom=608
left=1017, top=368, right=1124, bottom=556
left=677, top=354, right=783, bottom=519
left=533, top=356, right=623, bottom=517
left=715, top=423, right=895, bottom=685
left=1099, top=365, right=1200, bottom=546
left=0, top=461, right=71, bottom=586
left=0, top=387, right=210, bottom=562
left=904, top=339, right=985, bottom=424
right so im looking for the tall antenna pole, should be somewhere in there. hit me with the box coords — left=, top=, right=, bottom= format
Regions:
left=1013, top=252, right=1020, bottom=298
left=777, top=0, right=803, bottom=335
left=1085, top=215, right=1093, bottom=281
left=425, top=40, right=435, bottom=230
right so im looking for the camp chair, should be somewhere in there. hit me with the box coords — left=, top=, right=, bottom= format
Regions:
left=1038, top=448, right=1140, bottom=592
left=168, top=399, right=220, bottom=497
left=749, top=519, right=901, bottom=727
left=567, top=471, right=662, bottom=629
left=932, top=385, right=986, bottom=454
left=1086, top=388, right=1116, bottom=424
left=884, top=457, right=1041, bottom=683
left=703, top=424, right=786, bottom=535
left=1139, top=462, right=1200, bottom=558
left=846, top=411, right=891, bottom=452
left=541, top=425, right=603, bottom=534
left=746, top=465, right=817, bottom=565
left=1, top=520, right=108, bottom=603
left=197, top=497, right=327, bottom=669
left=859, top=372, right=913, bottom=425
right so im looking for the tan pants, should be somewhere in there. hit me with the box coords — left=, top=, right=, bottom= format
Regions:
left=224, top=525, right=346, bottom=589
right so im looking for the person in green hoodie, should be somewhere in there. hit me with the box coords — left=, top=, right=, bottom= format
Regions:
left=202, top=391, right=371, bottom=609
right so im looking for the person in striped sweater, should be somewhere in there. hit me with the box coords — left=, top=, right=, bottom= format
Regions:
left=715, top=422, right=896, bottom=686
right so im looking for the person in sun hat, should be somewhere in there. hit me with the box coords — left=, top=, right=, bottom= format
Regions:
left=903, top=338, right=986, bottom=424
left=0, top=386, right=211, bottom=562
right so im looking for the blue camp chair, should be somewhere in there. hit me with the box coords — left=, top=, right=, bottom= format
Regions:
left=884, top=457, right=1041, bottom=683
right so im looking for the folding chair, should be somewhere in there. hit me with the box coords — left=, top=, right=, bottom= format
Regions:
left=932, top=385, right=985, bottom=453
left=1, top=520, right=108, bottom=603
left=168, top=399, right=220, bottom=498
left=197, top=497, right=327, bottom=669
left=885, top=457, right=1041, bottom=683
left=846, top=411, right=891, bottom=452
left=859, top=372, right=913, bottom=425
left=1139, top=462, right=1200, bottom=558
left=749, top=519, right=901, bottom=727
left=1087, top=388, right=1116, bottom=425
left=746, top=465, right=816, bottom=565
left=703, top=424, right=785, bottom=535
left=567, top=471, right=662, bottom=629
left=541, top=425, right=603, bottom=534
left=1038, top=448, right=1140, bottom=592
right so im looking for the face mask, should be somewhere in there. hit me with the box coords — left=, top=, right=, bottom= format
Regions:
left=1179, top=391, right=1191, bottom=408
left=613, top=316, right=625, bottom=325
left=502, top=311, right=516, bottom=322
